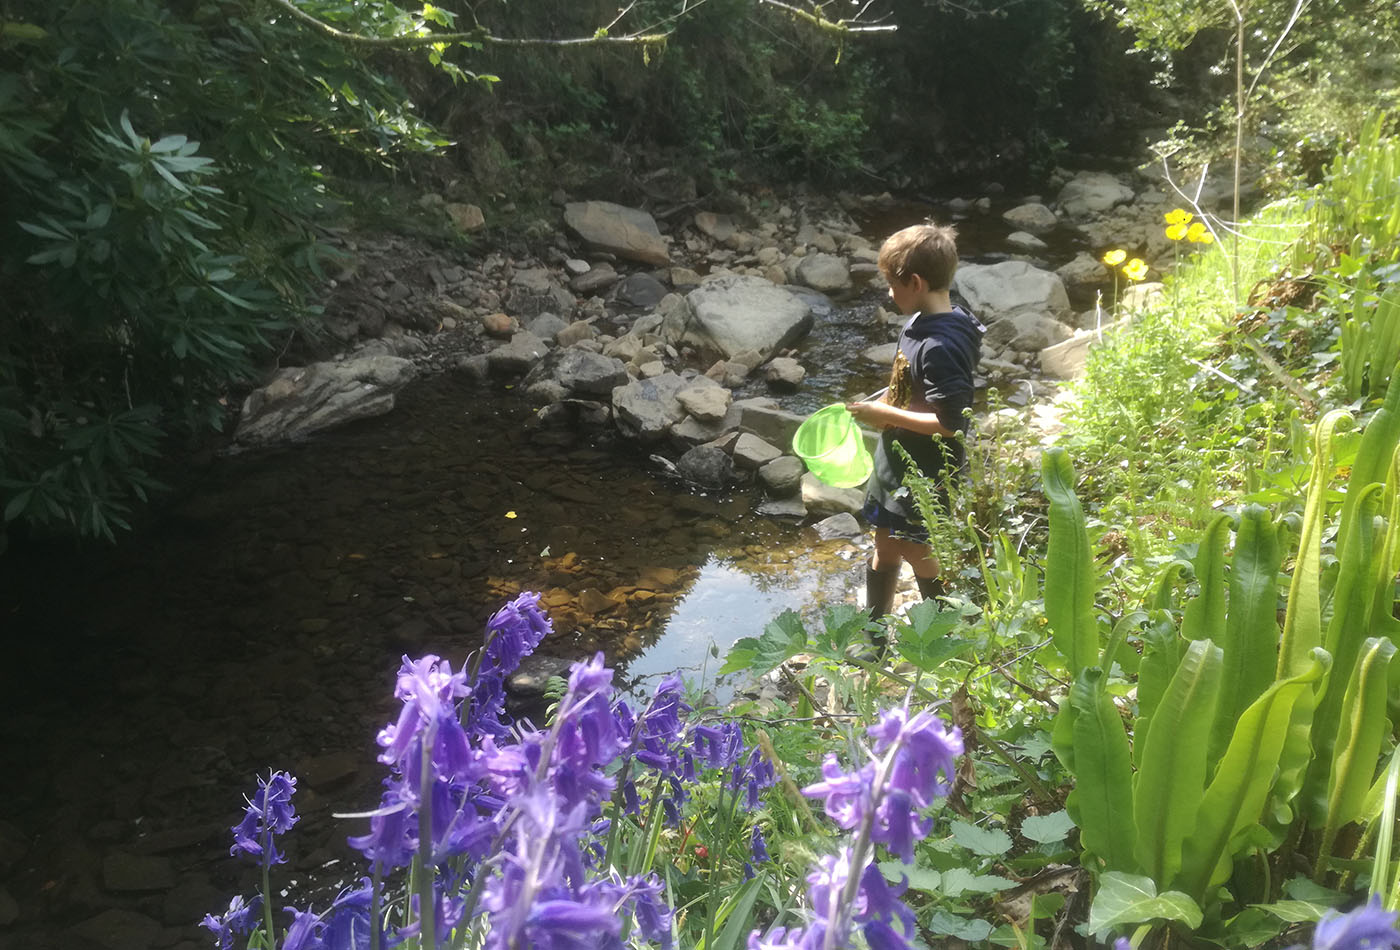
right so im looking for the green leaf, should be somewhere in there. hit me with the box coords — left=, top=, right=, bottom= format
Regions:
left=723, top=610, right=807, bottom=676
left=925, top=912, right=993, bottom=941
left=708, top=873, right=766, bottom=950
left=718, top=640, right=757, bottom=676
left=894, top=600, right=971, bottom=671
left=940, top=868, right=1017, bottom=897
left=1180, top=514, right=1230, bottom=645
left=1067, top=667, right=1135, bottom=871
left=1087, top=872, right=1203, bottom=936
left=1133, top=639, right=1223, bottom=885
left=948, top=819, right=1013, bottom=856
left=1021, top=810, right=1076, bottom=844
left=4, top=489, right=33, bottom=522
left=1254, top=899, right=1332, bottom=923
left=1214, top=506, right=1285, bottom=760
left=1041, top=447, right=1098, bottom=674
left=877, top=861, right=941, bottom=893
left=1321, top=638, right=1397, bottom=856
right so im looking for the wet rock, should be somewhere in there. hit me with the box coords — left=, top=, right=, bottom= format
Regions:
left=612, top=372, right=689, bottom=440
left=756, top=496, right=807, bottom=520
left=682, top=275, right=813, bottom=361
left=162, top=876, right=224, bottom=927
left=1001, top=203, right=1058, bottom=235
left=445, top=202, right=485, bottom=232
left=734, top=399, right=805, bottom=449
left=507, top=655, right=575, bottom=698
left=527, top=312, right=570, bottom=342
left=794, top=253, right=852, bottom=293
left=128, top=823, right=223, bottom=855
left=614, top=273, right=669, bottom=309
left=677, top=445, right=735, bottom=489
left=453, top=353, right=490, bottom=383
left=298, top=751, right=360, bottom=792
left=813, top=512, right=863, bottom=540
left=801, top=473, right=865, bottom=517
left=1056, top=171, right=1134, bottom=219
left=488, top=331, right=549, bottom=375
left=676, top=381, right=731, bottom=423
left=671, top=403, right=742, bottom=446
left=764, top=357, right=805, bottom=391
left=1006, top=231, right=1048, bottom=253
left=103, top=852, right=175, bottom=892
left=731, top=433, right=782, bottom=470
left=235, top=357, right=418, bottom=446
left=758, top=456, right=804, bottom=497
left=563, top=201, right=670, bottom=266
left=547, top=349, right=629, bottom=397
left=69, top=909, right=163, bottom=950
left=570, top=263, right=620, bottom=295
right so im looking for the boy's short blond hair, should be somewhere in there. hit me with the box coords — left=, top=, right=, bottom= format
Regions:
left=878, top=223, right=959, bottom=291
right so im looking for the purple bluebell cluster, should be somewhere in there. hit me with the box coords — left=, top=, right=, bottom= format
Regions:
left=693, top=721, right=776, bottom=811
left=204, top=593, right=701, bottom=950
left=229, top=771, right=299, bottom=868
left=749, top=703, right=963, bottom=950
left=614, top=674, right=693, bottom=821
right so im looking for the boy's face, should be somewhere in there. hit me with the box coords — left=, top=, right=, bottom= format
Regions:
left=887, top=273, right=927, bottom=316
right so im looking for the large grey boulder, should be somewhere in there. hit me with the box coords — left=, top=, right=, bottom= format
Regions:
left=682, top=275, right=814, bottom=361
left=983, top=312, right=1073, bottom=352
left=564, top=201, right=670, bottom=266
left=1056, top=171, right=1135, bottom=219
left=612, top=372, right=689, bottom=440
left=795, top=253, right=852, bottom=293
left=235, top=356, right=417, bottom=445
left=953, top=261, right=1071, bottom=324
left=1001, top=203, right=1059, bottom=235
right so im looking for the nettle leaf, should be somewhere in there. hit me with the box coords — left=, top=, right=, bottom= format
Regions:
left=894, top=600, right=971, bottom=671
left=948, top=819, right=1013, bottom=856
left=1021, top=810, right=1076, bottom=844
left=722, top=609, right=807, bottom=676
left=877, top=861, right=942, bottom=893
left=925, top=911, right=993, bottom=941
left=1088, top=872, right=1203, bottom=936
left=940, top=868, right=1017, bottom=897
left=812, top=603, right=868, bottom=654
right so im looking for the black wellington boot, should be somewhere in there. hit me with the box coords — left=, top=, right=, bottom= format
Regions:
left=865, top=560, right=900, bottom=656
left=915, top=574, right=947, bottom=602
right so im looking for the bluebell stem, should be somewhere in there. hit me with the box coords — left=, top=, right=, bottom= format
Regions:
left=230, top=770, right=299, bottom=940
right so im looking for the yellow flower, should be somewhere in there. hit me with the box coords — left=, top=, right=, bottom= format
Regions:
left=1122, top=258, right=1150, bottom=281
left=1164, top=209, right=1193, bottom=226
left=1165, top=223, right=1189, bottom=241
left=1187, top=222, right=1214, bottom=244
left=1102, top=249, right=1127, bottom=266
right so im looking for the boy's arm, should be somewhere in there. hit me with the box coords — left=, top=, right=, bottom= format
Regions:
left=846, top=400, right=955, bottom=437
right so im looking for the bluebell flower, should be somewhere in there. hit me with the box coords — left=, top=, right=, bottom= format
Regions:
left=376, top=654, right=471, bottom=771
left=281, top=905, right=326, bottom=950
left=1313, top=897, right=1400, bottom=950
left=230, top=771, right=298, bottom=867
left=482, top=591, right=553, bottom=675
left=199, top=894, right=260, bottom=950
left=751, top=826, right=771, bottom=863
left=320, top=880, right=376, bottom=950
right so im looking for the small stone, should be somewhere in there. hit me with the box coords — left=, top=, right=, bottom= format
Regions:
left=638, top=360, right=666, bottom=379
left=570, top=264, right=620, bottom=295
left=445, top=202, right=485, bottom=231
left=527, top=312, right=570, bottom=342
left=487, top=331, right=549, bottom=375
left=677, top=383, right=731, bottom=423
left=556, top=320, right=598, bottom=347
left=564, top=258, right=591, bottom=276
left=756, top=496, right=807, bottom=520
left=1001, top=203, right=1058, bottom=235
left=670, top=266, right=702, bottom=288
left=482, top=312, right=517, bottom=338
left=862, top=342, right=898, bottom=366
left=614, top=273, right=668, bottom=308
left=1006, top=230, right=1049, bottom=252
left=764, top=357, right=805, bottom=390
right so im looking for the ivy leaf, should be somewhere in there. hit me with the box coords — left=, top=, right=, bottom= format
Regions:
left=948, top=819, right=1013, bottom=856
left=1088, top=872, right=1203, bottom=936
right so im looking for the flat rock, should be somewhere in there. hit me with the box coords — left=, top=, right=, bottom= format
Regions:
left=564, top=201, right=669, bottom=266
left=614, top=272, right=669, bottom=308
left=756, top=496, right=808, bottom=520
left=801, top=473, right=866, bottom=517
left=736, top=400, right=807, bottom=451
left=676, top=381, right=731, bottom=423
left=551, top=349, right=629, bottom=396
left=557, top=320, right=598, bottom=347
left=862, top=342, right=898, bottom=366
left=953, top=261, right=1071, bottom=324
left=235, top=356, right=417, bottom=446
left=682, top=275, right=813, bottom=361
left=1039, top=328, right=1101, bottom=379
left=70, top=909, right=163, bottom=950
left=487, top=331, right=549, bottom=375
left=1006, top=230, right=1049, bottom=252
left=1057, top=171, right=1135, bottom=219
left=103, top=851, right=175, bottom=892
left=983, top=312, right=1072, bottom=352
left=571, top=263, right=620, bottom=295
left=694, top=211, right=738, bottom=242
left=527, top=312, right=571, bottom=342
left=731, top=433, right=782, bottom=470
left=764, top=356, right=806, bottom=390
left=1056, top=252, right=1108, bottom=287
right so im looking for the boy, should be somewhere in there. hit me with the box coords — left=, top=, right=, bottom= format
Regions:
left=846, top=223, right=984, bottom=640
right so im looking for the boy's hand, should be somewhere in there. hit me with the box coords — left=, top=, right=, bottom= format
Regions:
left=846, top=401, right=892, bottom=429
